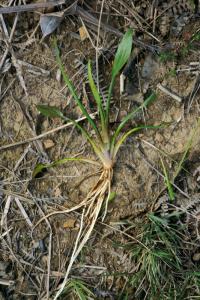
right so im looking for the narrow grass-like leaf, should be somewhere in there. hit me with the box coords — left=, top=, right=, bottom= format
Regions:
left=111, top=92, right=157, bottom=149
left=74, top=281, right=94, bottom=300
left=37, top=105, right=64, bottom=118
left=106, top=29, right=133, bottom=124
left=106, top=77, right=115, bottom=126
left=37, top=104, right=103, bottom=158
left=32, top=163, right=47, bottom=178
left=160, top=157, right=175, bottom=201
left=54, top=39, right=102, bottom=141
left=33, top=157, right=100, bottom=178
left=112, top=124, right=163, bottom=158
left=111, top=29, right=133, bottom=79
left=61, top=279, right=94, bottom=300
left=148, top=213, right=169, bottom=227
left=74, top=285, right=87, bottom=300
left=87, top=61, right=105, bottom=127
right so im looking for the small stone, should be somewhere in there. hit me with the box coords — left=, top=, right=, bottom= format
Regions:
left=56, top=68, right=62, bottom=82
left=43, top=139, right=55, bottom=149
left=193, top=253, right=200, bottom=262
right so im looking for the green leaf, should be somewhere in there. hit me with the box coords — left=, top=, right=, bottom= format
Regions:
left=111, top=92, right=157, bottom=149
left=74, top=281, right=93, bottom=300
left=160, top=157, right=175, bottom=202
left=74, top=285, right=87, bottom=300
left=106, top=29, right=133, bottom=124
left=37, top=105, right=64, bottom=119
left=32, top=163, right=47, bottom=178
left=53, top=39, right=102, bottom=141
left=112, top=29, right=133, bottom=78
left=108, top=191, right=116, bottom=202
left=87, top=61, right=106, bottom=131
left=37, top=103, right=104, bottom=159
left=32, top=157, right=100, bottom=178
left=112, top=124, right=162, bottom=158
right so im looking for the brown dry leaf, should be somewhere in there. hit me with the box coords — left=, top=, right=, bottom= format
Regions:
left=79, top=26, right=88, bottom=41
left=63, top=219, right=76, bottom=229
left=51, top=271, right=65, bottom=277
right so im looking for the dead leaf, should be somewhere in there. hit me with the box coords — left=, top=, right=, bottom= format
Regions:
left=63, top=219, right=76, bottom=229
left=40, top=12, right=64, bottom=38
left=79, top=26, right=88, bottom=41
left=39, top=3, right=77, bottom=38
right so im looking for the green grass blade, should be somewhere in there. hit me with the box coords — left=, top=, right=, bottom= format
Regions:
left=112, top=124, right=162, bottom=158
left=37, top=104, right=103, bottom=158
left=106, top=77, right=115, bottom=126
left=160, top=157, right=175, bottom=201
left=37, top=105, right=65, bottom=118
left=106, top=29, right=133, bottom=124
left=33, top=157, right=100, bottom=178
left=111, top=92, right=157, bottom=148
left=87, top=60, right=105, bottom=127
left=111, top=29, right=133, bottom=78
left=61, top=279, right=94, bottom=300
left=75, top=281, right=94, bottom=299
left=54, top=39, right=102, bottom=141
left=74, top=285, right=87, bottom=300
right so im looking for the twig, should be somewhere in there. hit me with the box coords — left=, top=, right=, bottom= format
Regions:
left=0, top=78, right=16, bottom=103
left=11, top=51, right=28, bottom=96
left=0, top=0, right=66, bottom=14
left=1, top=236, right=39, bottom=289
left=157, top=83, right=182, bottom=103
left=14, top=145, right=31, bottom=171
left=0, top=112, right=97, bottom=151
left=0, top=12, right=19, bottom=71
left=54, top=208, right=85, bottom=299
left=14, top=197, right=33, bottom=228
left=17, top=59, right=50, bottom=76
left=1, top=195, right=11, bottom=227
left=0, top=279, right=15, bottom=286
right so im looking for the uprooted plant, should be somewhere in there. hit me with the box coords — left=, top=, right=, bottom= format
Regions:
left=34, top=29, right=159, bottom=298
